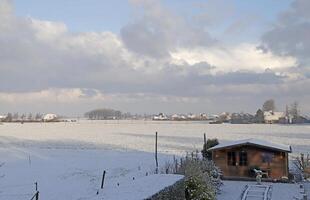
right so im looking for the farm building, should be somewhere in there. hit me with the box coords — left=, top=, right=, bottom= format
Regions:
left=43, top=113, right=58, bottom=122
left=208, top=139, right=291, bottom=180
left=264, top=111, right=285, bottom=124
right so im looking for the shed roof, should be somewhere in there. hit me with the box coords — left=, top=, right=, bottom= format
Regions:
left=208, top=138, right=292, bottom=153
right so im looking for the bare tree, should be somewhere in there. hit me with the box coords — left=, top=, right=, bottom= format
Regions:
left=289, top=101, right=299, bottom=118
left=13, top=112, right=19, bottom=120
left=262, top=99, right=276, bottom=111
left=293, top=153, right=310, bottom=179
left=35, top=113, right=43, bottom=120
left=5, top=113, right=12, bottom=122
left=27, top=113, right=33, bottom=121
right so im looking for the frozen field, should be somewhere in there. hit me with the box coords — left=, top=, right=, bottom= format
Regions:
left=0, top=120, right=309, bottom=155
left=0, top=120, right=309, bottom=200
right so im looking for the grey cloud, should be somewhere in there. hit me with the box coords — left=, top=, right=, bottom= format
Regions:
left=1, top=0, right=310, bottom=114
left=120, top=0, right=216, bottom=58
left=261, top=0, right=310, bottom=66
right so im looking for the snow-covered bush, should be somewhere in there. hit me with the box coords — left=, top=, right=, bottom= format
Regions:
left=184, top=161, right=216, bottom=200
left=176, top=153, right=221, bottom=200
left=158, top=151, right=221, bottom=199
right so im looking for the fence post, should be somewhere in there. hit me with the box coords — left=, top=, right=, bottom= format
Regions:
left=36, top=191, right=39, bottom=200
left=101, top=170, right=106, bottom=189
left=204, top=133, right=207, bottom=146
left=155, top=132, right=158, bottom=174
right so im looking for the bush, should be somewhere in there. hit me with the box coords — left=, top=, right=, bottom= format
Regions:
left=184, top=164, right=216, bottom=200
left=177, top=154, right=221, bottom=200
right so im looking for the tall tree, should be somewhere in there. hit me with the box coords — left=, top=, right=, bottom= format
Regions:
left=5, top=113, right=12, bottom=122
left=13, top=113, right=19, bottom=120
left=255, top=109, right=264, bottom=123
left=262, top=99, right=276, bottom=111
left=27, top=113, right=33, bottom=120
left=289, top=101, right=299, bottom=118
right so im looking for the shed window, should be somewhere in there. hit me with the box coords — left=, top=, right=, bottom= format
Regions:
left=239, top=151, right=248, bottom=166
left=227, top=152, right=236, bottom=166
left=262, top=152, right=274, bottom=163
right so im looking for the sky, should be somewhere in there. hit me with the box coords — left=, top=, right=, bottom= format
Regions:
left=0, top=0, right=310, bottom=116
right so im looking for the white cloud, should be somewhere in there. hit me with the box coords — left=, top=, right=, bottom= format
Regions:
left=0, top=88, right=90, bottom=104
left=30, top=18, right=68, bottom=41
left=171, top=43, right=297, bottom=73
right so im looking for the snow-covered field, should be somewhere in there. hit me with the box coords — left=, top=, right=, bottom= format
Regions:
left=0, top=148, right=182, bottom=200
left=0, top=120, right=309, bottom=199
left=0, top=120, right=309, bottom=154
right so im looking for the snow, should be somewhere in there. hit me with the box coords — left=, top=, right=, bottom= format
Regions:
left=0, top=148, right=182, bottom=200
left=101, top=174, right=183, bottom=200
left=218, top=181, right=302, bottom=200
left=304, top=182, right=310, bottom=199
left=0, top=120, right=309, bottom=155
left=208, top=138, right=291, bottom=152
left=0, top=121, right=309, bottom=199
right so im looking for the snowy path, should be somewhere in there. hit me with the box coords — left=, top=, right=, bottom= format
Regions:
left=218, top=181, right=301, bottom=200
left=304, top=182, right=310, bottom=199
left=241, top=185, right=271, bottom=200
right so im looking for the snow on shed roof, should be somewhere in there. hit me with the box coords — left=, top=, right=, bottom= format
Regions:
left=208, top=138, right=292, bottom=152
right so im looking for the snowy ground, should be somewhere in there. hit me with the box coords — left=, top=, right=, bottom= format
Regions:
left=0, top=120, right=309, bottom=155
left=0, top=121, right=309, bottom=199
left=218, top=181, right=302, bottom=200
left=0, top=148, right=182, bottom=200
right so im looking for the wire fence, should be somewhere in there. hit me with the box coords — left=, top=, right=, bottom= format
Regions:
left=0, top=182, right=38, bottom=200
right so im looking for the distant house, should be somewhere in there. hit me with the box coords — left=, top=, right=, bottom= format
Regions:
left=0, top=115, right=6, bottom=122
left=43, top=114, right=58, bottom=122
left=230, top=113, right=254, bottom=124
left=264, top=111, right=285, bottom=124
left=153, top=113, right=168, bottom=121
left=208, top=139, right=291, bottom=180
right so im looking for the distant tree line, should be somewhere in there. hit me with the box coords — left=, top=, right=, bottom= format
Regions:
left=1, top=113, right=43, bottom=122
left=84, top=108, right=124, bottom=120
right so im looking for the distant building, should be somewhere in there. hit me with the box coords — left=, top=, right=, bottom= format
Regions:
left=209, top=138, right=291, bottom=180
left=43, top=114, right=58, bottom=122
left=171, top=114, right=181, bottom=120
left=219, top=112, right=231, bottom=123
left=200, top=113, right=208, bottom=120
left=0, top=115, right=6, bottom=122
left=231, top=113, right=254, bottom=124
left=264, top=111, right=285, bottom=124
left=153, top=113, right=168, bottom=120
left=187, top=114, right=197, bottom=120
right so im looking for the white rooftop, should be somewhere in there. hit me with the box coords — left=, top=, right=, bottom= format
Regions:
left=208, top=138, right=292, bottom=152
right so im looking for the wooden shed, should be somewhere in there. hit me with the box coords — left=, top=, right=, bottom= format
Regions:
left=208, top=139, right=292, bottom=180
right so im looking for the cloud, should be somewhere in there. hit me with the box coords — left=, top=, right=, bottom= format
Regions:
left=171, top=43, right=297, bottom=73
left=120, top=0, right=216, bottom=58
left=0, top=88, right=91, bottom=103
left=0, top=0, right=12, bottom=17
left=261, top=0, right=310, bottom=67
left=0, top=0, right=310, bottom=114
